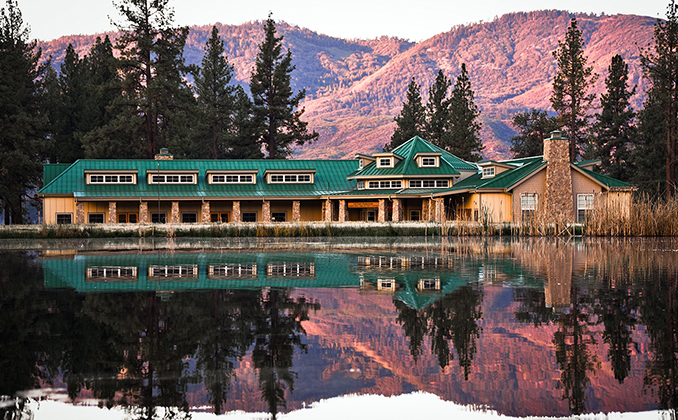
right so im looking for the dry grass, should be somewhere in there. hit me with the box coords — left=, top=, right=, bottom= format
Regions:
left=586, top=194, right=678, bottom=237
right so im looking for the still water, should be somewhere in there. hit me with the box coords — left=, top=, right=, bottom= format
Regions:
left=1, top=237, right=677, bottom=419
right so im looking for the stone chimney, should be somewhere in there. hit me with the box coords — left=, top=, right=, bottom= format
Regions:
left=542, top=130, right=573, bottom=223
left=155, top=148, right=173, bottom=160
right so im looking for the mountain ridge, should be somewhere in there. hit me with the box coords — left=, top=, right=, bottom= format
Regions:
left=35, top=10, right=657, bottom=160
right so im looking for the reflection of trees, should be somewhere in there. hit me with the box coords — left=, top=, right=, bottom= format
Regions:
left=252, top=289, right=320, bottom=420
left=640, top=266, right=678, bottom=410
left=0, top=252, right=48, bottom=420
left=394, top=285, right=483, bottom=379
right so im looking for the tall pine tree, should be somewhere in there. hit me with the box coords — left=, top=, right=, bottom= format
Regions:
left=592, top=54, right=636, bottom=181
left=510, top=109, right=560, bottom=158
left=250, top=14, right=317, bottom=159
left=385, top=77, right=426, bottom=151
left=0, top=0, right=45, bottom=224
left=448, top=64, right=483, bottom=162
left=425, top=70, right=452, bottom=149
left=640, top=0, right=678, bottom=196
left=550, top=17, right=597, bottom=162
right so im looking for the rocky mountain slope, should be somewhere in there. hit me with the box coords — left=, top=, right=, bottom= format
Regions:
left=36, top=11, right=657, bottom=160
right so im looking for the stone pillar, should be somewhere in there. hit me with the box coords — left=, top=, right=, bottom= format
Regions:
left=139, top=202, right=148, bottom=223
left=543, top=131, right=574, bottom=223
left=232, top=201, right=241, bottom=223
left=338, top=200, right=348, bottom=222
left=422, top=200, right=429, bottom=221
left=75, top=202, right=85, bottom=224
left=201, top=201, right=211, bottom=223
left=171, top=201, right=180, bottom=223
left=108, top=202, right=117, bottom=223
left=262, top=200, right=271, bottom=222
left=392, top=199, right=403, bottom=222
left=378, top=199, right=387, bottom=222
left=323, top=199, right=333, bottom=222
left=434, top=198, right=445, bottom=222
left=292, top=201, right=301, bottom=222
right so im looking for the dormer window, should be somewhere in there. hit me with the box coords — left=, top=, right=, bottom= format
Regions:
left=378, top=158, right=392, bottom=168
left=421, top=157, right=437, bottom=167
left=86, top=171, right=137, bottom=184
left=265, top=170, right=315, bottom=184
left=482, top=167, right=495, bottom=178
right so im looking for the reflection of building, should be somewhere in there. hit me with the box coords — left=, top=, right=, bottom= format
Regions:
left=39, top=134, right=634, bottom=225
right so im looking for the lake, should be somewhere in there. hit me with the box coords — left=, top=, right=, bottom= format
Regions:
left=0, top=236, right=676, bottom=419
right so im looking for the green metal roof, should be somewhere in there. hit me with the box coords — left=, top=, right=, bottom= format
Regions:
left=348, top=137, right=477, bottom=179
left=39, top=159, right=359, bottom=199
left=448, top=159, right=547, bottom=192
left=574, top=165, right=635, bottom=189
left=43, top=163, right=72, bottom=185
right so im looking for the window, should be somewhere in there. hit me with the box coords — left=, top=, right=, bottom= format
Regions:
left=366, top=210, right=376, bottom=222
left=418, top=278, right=441, bottom=291
left=267, top=262, right=315, bottom=278
left=151, top=213, right=167, bottom=223
left=271, top=212, right=286, bottom=222
left=209, top=264, right=257, bottom=278
left=118, top=213, right=138, bottom=223
left=358, top=160, right=363, bottom=169
left=88, top=213, right=104, bottom=224
left=421, top=157, right=437, bottom=167
left=368, top=180, right=401, bottom=189
left=181, top=212, right=197, bottom=223
left=150, top=174, right=195, bottom=184
left=242, top=212, right=257, bottom=222
left=378, top=158, right=392, bottom=167
left=410, top=210, right=420, bottom=221
left=521, top=193, right=538, bottom=222
left=56, top=213, right=72, bottom=224
left=210, top=174, right=254, bottom=184
left=577, top=194, right=594, bottom=222
left=211, top=212, right=229, bottom=223
left=149, top=265, right=197, bottom=279
left=87, top=266, right=137, bottom=281
left=409, top=179, right=449, bottom=188
left=88, top=174, right=135, bottom=184
left=378, top=278, right=395, bottom=291
left=482, top=167, right=495, bottom=178
left=269, top=173, right=312, bottom=183
left=357, top=181, right=365, bottom=190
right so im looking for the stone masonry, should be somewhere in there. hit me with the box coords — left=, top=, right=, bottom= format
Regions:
left=543, top=131, right=574, bottom=223
left=201, top=201, right=211, bottom=223
left=392, top=199, right=403, bottom=222
left=75, top=202, right=85, bottom=224
left=108, top=202, right=117, bottom=223
left=171, top=201, right=180, bottom=223
left=378, top=199, right=386, bottom=222
left=232, top=201, right=241, bottom=222
left=323, top=199, right=333, bottom=222
left=262, top=200, right=271, bottom=222
left=139, top=202, right=148, bottom=223
left=292, top=201, right=301, bottom=222
left=338, top=200, right=348, bottom=222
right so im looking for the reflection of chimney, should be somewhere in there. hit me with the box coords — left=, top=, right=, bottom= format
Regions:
left=544, top=245, right=572, bottom=310
left=542, top=131, right=573, bottom=222
left=155, top=148, right=173, bottom=160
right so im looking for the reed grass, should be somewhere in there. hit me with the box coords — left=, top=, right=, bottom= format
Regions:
left=586, top=193, right=678, bottom=236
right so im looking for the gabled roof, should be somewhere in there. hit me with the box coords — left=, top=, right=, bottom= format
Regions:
left=573, top=165, right=635, bottom=190
left=348, top=136, right=477, bottom=179
left=448, top=158, right=547, bottom=192
left=39, top=159, right=358, bottom=199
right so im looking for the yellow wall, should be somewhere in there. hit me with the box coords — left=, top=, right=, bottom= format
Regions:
left=43, top=197, right=76, bottom=224
left=512, top=170, right=547, bottom=222
left=300, top=201, right=322, bottom=221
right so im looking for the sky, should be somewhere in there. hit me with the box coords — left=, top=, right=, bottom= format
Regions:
left=21, top=0, right=671, bottom=42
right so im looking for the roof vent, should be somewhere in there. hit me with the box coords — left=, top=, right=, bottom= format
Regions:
left=155, top=148, right=173, bottom=160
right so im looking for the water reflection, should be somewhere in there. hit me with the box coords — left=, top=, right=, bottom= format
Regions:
left=1, top=238, right=678, bottom=418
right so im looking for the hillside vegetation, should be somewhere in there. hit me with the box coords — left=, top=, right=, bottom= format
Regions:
left=36, top=11, right=656, bottom=160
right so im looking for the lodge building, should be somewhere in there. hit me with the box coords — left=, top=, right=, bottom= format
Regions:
left=38, top=132, right=635, bottom=225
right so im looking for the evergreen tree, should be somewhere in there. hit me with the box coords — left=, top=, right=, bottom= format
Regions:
left=250, top=15, right=317, bottom=159
left=424, top=70, right=452, bottom=149
left=0, top=0, right=46, bottom=224
left=229, top=87, right=263, bottom=159
left=630, top=88, right=667, bottom=195
left=193, top=26, right=237, bottom=159
left=640, top=0, right=678, bottom=196
left=510, top=109, right=560, bottom=158
left=385, top=76, right=426, bottom=151
left=592, top=54, right=636, bottom=181
left=448, top=64, right=483, bottom=162
left=99, top=0, right=193, bottom=159
left=550, top=17, right=597, bottom=162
